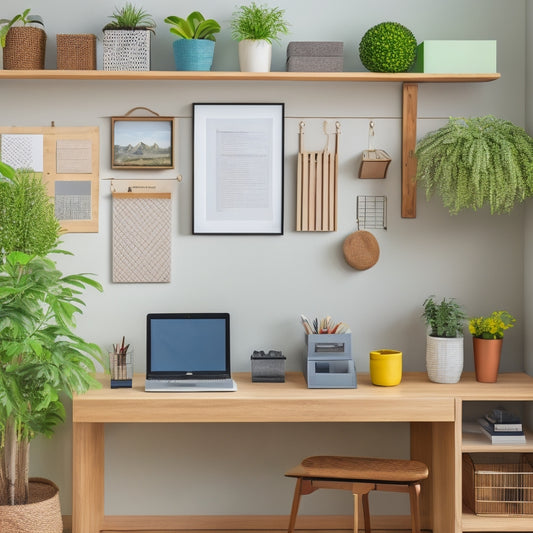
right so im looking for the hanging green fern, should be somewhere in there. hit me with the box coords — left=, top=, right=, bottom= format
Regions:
left=415, top=116, right=533, bottom=214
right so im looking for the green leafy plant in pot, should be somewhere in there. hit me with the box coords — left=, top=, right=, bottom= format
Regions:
left=0, top=164, right=102, bottom=529
left=164, top=11, right=221, bottom=71
left=0, top=8, right=46, bottom=70
left=102, top=2, right=156, bottom=70
left=422, top=296, right=466, bottom=383
left=231, top=2, right=289, bottom=72
left=415, top=116, right=533, bottom=215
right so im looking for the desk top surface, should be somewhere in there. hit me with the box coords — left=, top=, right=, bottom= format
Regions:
left=72, top=372, right=533, bottom=424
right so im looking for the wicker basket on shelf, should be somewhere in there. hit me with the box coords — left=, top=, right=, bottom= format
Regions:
left=3, top=26, right=46, bottom=70
left=56, top=34, right=96, bottom=70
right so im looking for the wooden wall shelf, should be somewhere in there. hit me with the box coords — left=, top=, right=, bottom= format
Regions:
left=0, top=70, right=500, bottom=218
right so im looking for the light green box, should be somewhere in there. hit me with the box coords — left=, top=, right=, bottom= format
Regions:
left=413, top=40, right=497, bottom=73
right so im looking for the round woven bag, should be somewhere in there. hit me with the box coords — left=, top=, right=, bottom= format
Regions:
left=343, top=230, right=380, bottom=270
left=0, top=478, right=63, bottom=533
left=3, top=27, right=47, bottom=70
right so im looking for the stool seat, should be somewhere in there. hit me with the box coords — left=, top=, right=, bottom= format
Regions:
left=285, top=455, right=429, bottom=533
left=285, top=455, right=429, bottom=484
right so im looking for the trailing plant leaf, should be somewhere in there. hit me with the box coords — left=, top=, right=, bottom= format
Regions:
left=415, top=116, right=533, bottom=214
left=0, top=8, right=44, bottom=48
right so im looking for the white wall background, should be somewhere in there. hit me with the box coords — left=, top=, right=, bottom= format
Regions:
left=2, top=0, right=531, bottom=519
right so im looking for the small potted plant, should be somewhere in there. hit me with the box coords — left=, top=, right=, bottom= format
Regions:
left=469, top=311, right=516, bottom=382
left=359, top=21, right=417, bottom=73
left=164, top=11, right=221, bottom=71
left=415, top=116, right=533, bottom=215
left=102, top=2, right=156, bottom=71
left=0, top=8, right=45, bottom=70
left=230, top=2, right=289, bottom=72
left=422, top=295, right=466, bottom=383
left=0, top=164, right=102, bottom=529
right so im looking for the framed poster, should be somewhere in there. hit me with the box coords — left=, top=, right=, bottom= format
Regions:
left=193, top=103, right=284, bottom=235
left=111, top=116, right=174, bottom=169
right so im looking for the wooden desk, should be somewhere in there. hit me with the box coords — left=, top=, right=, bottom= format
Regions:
left=71, top=371, right=533, bottom=533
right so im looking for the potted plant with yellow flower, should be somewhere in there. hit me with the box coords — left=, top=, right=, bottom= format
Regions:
left=469, top=311, right=516, bottom=382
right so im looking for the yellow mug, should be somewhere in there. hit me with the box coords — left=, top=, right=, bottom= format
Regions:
left=369, top=349, right=402, bottom=386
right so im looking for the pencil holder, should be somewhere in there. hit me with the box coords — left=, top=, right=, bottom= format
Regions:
left=109, top=348, right=134, bottom=388
left=369, top=349, right=402, bottom=386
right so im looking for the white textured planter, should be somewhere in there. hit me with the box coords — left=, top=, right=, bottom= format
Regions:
left=238, top=39, right=272, bottom=72
left=425, top=335, right=464, bottom=383
left=103, top=29, right=151, bottom=71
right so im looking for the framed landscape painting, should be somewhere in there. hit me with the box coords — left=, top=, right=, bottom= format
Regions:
left=111, top=116, right=174, bottom=169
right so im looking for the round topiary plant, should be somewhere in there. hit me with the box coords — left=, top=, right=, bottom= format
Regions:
left=359, top=21, right=417, bottom=73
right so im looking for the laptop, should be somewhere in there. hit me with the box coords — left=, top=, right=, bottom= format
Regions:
left=145, top=313, right=237, bottom=392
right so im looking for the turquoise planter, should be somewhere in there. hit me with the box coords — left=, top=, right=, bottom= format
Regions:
left=172, top=39, right=215, bottom=71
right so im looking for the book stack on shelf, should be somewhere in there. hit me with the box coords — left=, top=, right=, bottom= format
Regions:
left=477, top=408, right=526, bottom=444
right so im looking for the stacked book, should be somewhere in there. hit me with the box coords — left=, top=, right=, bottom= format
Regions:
left=477, top=408, right=526, bottom=444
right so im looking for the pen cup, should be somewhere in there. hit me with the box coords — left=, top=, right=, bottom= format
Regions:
left=369, top=349, right=402, bottom=386
left=109, top=348, right=134, bottom=388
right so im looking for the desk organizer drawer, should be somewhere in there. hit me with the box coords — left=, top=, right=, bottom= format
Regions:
left=463, top=453, right=533, bottom=515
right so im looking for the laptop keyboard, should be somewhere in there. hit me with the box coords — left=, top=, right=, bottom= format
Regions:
left=145, top=378, right=237, bottom=392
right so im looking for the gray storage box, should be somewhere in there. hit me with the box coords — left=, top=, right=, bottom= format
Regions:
left=251, top=351, right=286, bottom=382
left=304, top=334, right=357, bottom=388
left=287, top=41, right=344, bottom=72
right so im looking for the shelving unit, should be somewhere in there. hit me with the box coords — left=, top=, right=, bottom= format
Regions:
left=0, top=69, right=500, bottom=218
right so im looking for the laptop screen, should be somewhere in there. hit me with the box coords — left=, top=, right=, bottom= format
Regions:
left=146, top=313, right=230, bottom=378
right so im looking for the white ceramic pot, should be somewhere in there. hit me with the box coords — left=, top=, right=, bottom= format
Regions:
left=238, top=39, right=272, bottom=72
left=425, top=335, right=464, bottom=384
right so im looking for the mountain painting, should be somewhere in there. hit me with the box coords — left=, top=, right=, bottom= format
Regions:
left=112, top=118, right=174, bottom=169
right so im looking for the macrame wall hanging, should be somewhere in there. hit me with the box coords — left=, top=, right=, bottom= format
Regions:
left=112, top=186, right=172, bottom=283
left=296, top=121, right=340, bottom=231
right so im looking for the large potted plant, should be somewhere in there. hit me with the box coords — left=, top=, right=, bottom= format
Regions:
left=230, top=2, right=289, bottom=72
left=0, top=8, right=45, bottom=70
left=422, top=295, right=466, bottom=383
left=415, top=115, right=533, bottom=214
left=164, top=11, right=221, bottom=71
left=0, top=164, right=102, bottom=531
left=469, top=310, right=516, bottom=382
left=102, top=2, right=156, bottom=71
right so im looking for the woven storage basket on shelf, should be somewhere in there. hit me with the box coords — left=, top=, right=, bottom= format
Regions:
left=3, top=27, right=46, bottom=70
left=103, top=29, right=151, bottom=70
left=0, top=478, right=63, bottom=532
left=56, top=34, right=96, bottom=70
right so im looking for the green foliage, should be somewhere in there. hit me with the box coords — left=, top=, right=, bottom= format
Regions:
left=415, top=116, right=533, bottom=215
left=164, top=12, right=220, bottom=41
left=469, top=311, right=516, bottom=340
left=359, top=21, right=417, bottom=73
left=422, top=296, right=466, bottom=338
left=231, top=2, right=289, bottom=44
left=103, top=2, right=155, bottom=32
left=0, top=169, right=61, bottom=257
left=0, top=8, right=44, bottom=48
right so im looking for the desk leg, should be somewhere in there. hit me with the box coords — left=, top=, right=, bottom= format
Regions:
left=73, top=422, right=104, bottom=533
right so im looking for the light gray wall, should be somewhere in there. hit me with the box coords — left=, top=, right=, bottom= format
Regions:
left=1, top=0, right=529, bottom=518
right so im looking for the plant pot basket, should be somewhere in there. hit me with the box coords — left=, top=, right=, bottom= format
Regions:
left=57, top=34, right=96, bottom=70
left=0, top=478, right=63, bottom=532
left=3, top=27, right=46, bottom=70
left=103, top=29, right=151, bottom=71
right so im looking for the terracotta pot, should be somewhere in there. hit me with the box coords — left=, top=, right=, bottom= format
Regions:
left=473, top=337, right=503, bottom=383
left=0, top=478, right=62, bottom=532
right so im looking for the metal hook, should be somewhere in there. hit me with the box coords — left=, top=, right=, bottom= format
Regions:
left=368, top=120, right=376, bottom=152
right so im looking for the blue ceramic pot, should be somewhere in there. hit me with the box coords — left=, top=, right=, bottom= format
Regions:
left=172, top=39, right=215, bottom=71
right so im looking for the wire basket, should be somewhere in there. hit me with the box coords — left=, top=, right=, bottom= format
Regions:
left=103, top=29, right=151, bottom=71
left=57, top=34, right=96, bottom=70
left=463, top=453, right=533, bottom=515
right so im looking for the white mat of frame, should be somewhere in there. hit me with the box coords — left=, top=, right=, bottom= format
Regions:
left=112, top=192, right=172, bottom=283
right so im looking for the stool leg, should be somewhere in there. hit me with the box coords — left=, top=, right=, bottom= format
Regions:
left=362, top=492, right=371, bottom=533
left=287, top=478, right=303, bottom=533
left=408, top=482, right=422, bottom=533
left=353, top=493, right=360, bottom=533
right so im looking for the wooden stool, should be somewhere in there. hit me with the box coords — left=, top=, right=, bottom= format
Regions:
left=285, top=456, right=429, bottom=533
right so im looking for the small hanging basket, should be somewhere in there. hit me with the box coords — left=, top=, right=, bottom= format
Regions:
left=3, top=27, right=47, bottom=70
left=0, top=478, right=63, bottom=533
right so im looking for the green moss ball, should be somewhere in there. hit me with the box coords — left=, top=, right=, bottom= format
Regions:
left=359, top=21, right=417, bottom=73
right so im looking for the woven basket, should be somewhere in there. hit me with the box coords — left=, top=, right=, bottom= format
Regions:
left=103, top=29, right=151, bottom=70
left=425, top=335, right=463, bottom=383
left=0, top=478, right=62, bottom=533
left=172, top=39, right=215, bottom=71
left=3, top=27, right=46, bottom=70
left=57, top=34, right=96, bottom=70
